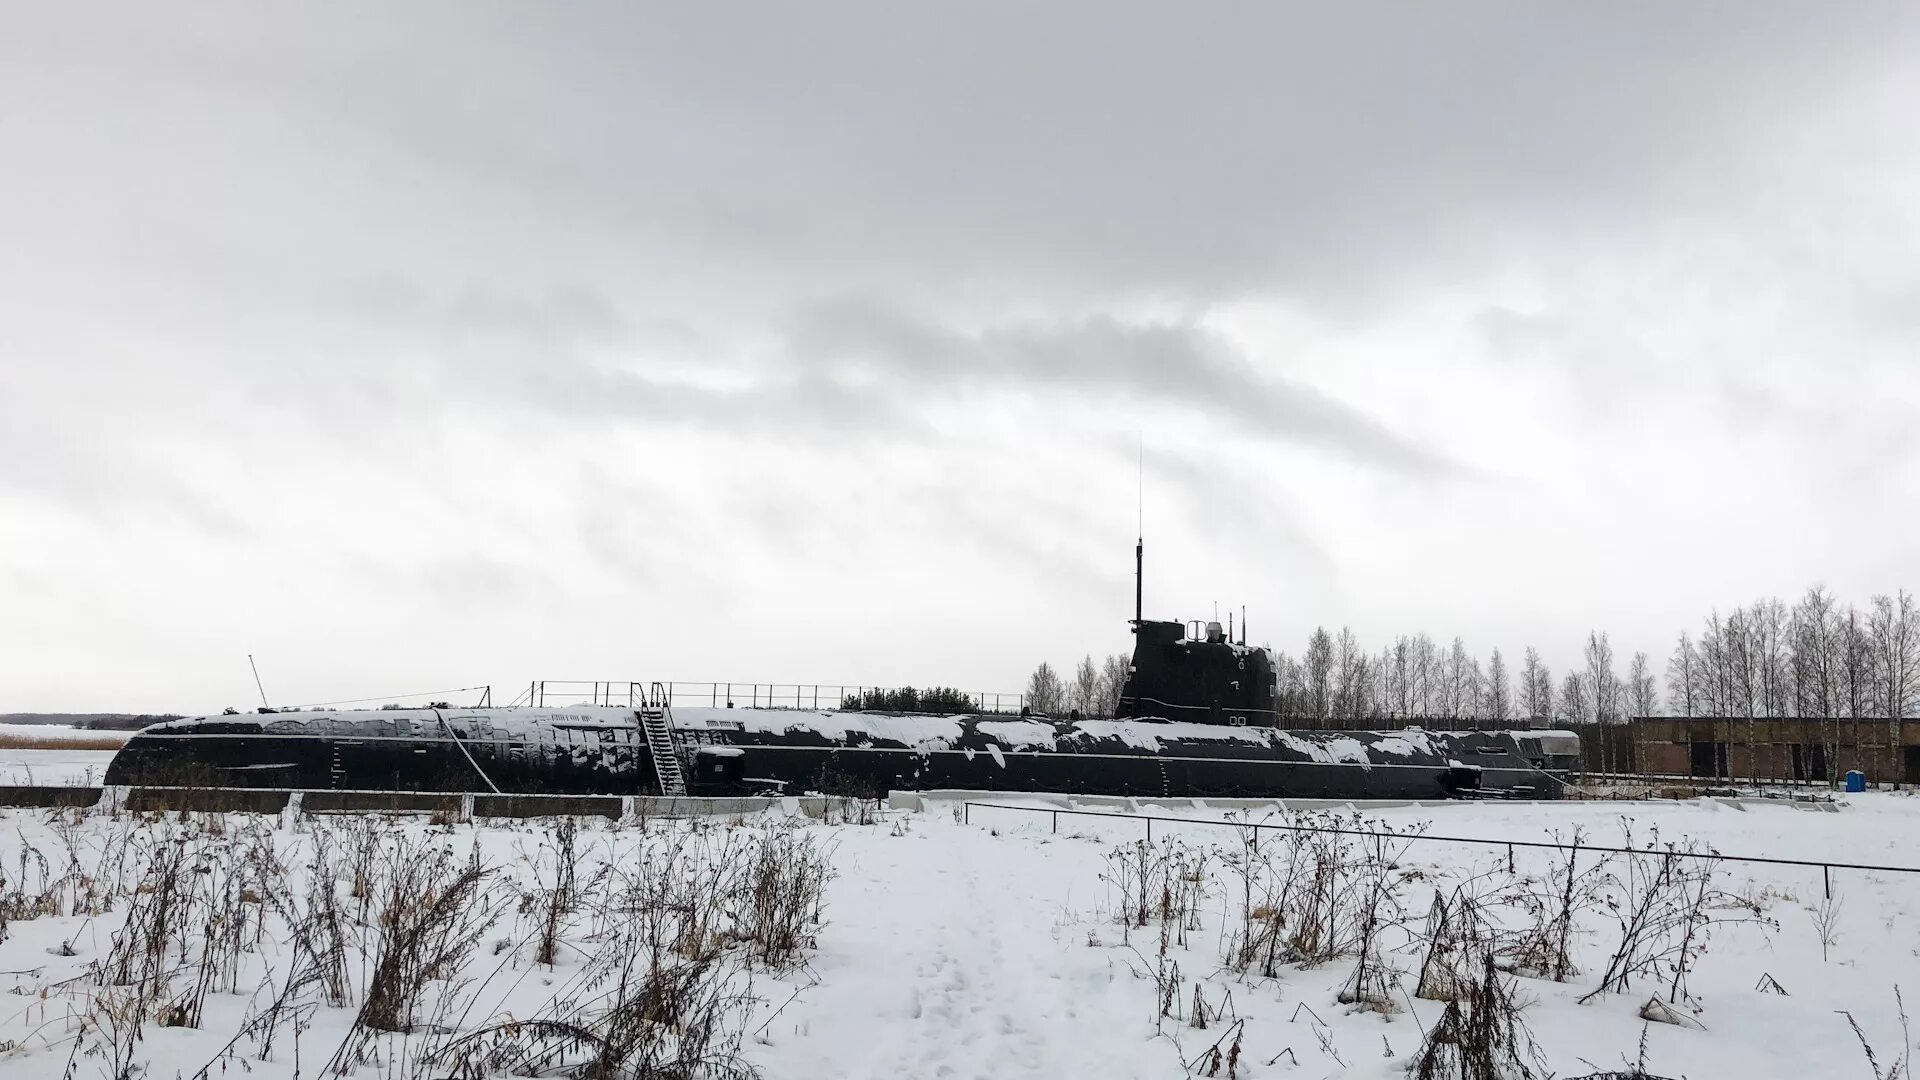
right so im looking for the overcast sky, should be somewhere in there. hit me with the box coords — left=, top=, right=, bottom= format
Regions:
left=4, top=4, right=1919, bottom=713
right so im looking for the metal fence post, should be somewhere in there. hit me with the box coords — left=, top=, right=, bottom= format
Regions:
left=1052, top=810, right=1058, bottom=833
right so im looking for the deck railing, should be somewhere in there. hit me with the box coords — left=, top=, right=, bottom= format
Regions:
left=517, top=680, right=1027, bottom=715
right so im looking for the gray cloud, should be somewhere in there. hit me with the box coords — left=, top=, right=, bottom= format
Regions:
left=3, top=3, right=1920, bottom=709
left=787, top=298, right=1459, bottom=476
left=0, top=409, right=253, bottom=539
left=10, top=5, right=1912, bottom=311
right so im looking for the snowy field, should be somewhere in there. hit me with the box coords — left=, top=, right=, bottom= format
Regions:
left=0, top=795, right=1915, bottom=1079
left=0, top=750, right=120, bottom=786
left=0, top=725, right=127, bottom=785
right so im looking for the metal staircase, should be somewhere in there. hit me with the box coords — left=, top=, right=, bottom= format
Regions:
left=639, top=703, right=686, bottom=797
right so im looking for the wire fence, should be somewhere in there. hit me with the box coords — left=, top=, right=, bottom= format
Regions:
left=960, top=801, right=1918, bottom=899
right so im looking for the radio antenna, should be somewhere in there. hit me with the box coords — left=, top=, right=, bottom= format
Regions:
left=1133, top=434, right=1144, bottom=627
left=248, top=654, right=270, bottom=709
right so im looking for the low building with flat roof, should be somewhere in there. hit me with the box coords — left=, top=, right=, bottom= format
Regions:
left=1630, top=716, right=1918, bottom=786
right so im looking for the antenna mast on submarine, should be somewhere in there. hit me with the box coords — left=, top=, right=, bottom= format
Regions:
left=248, top=654, right=270, bottom=709
left=1134, top=435, right=1144, bottom=628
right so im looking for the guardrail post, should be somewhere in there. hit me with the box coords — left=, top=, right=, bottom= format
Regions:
left=1147, top=817, right=1152, bottom=842
left=1824, top=864, right=1831, bottom=899
left=1052, top=810, right=1058, bottom=833
left=964, top=802, right=970, bottom=826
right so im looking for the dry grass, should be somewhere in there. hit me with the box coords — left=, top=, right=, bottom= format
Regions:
left=0, top=732, right=128, bottom=751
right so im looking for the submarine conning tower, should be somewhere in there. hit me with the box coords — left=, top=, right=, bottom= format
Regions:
left=1117, top=618, right=1278, bottom=726
left=1116, top=532, right=1278, bottom=725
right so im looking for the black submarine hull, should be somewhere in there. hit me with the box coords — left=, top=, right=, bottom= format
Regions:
left=103, top=707, right=1579, bottom=801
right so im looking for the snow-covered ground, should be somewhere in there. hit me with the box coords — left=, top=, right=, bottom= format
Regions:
left=0, top=725, right=127, bottom=785
left=0, top=795, right=1915, bottom=1079
left=0, top=748, right=118, bottom=785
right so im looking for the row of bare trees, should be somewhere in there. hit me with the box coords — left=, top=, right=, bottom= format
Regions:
left=1271, top=627, right=1654, bottom=737
left=1024, top=654, right=1132, bottom=718
left=1666, top=587, right=1920, bottom=721
left=1666, top=586, right=1920, bottom=784
left=1269, top=585, right=1920, bottom=779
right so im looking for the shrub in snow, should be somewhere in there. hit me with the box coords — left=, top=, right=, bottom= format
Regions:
left=1576, top=822, right=1771, bottom=1011
left=1406, top=954, right=1543, bottom=1080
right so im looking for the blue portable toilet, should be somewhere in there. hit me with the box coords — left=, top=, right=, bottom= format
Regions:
left=1845, top=770, right=1867, bottom=793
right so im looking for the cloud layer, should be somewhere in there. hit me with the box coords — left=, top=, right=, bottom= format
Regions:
left=3, top=4, right=1919, bottom=711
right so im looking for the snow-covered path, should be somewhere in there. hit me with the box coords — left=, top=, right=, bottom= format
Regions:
left=771, top=820, right=1170, bottom=1080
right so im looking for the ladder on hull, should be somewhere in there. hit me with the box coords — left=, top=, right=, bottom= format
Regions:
left=640, top=704, right=686, bottom=797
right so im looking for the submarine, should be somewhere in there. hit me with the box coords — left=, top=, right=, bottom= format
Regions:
left=104, top=544, right=1580, bottom=800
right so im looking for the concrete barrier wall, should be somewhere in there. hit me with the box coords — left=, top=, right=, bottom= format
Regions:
left=892, top=788, right=1841, bottom=815
left=473, top=793, right=624, bottom=819
left=302, top=791, right=463, bottom=815
left=0, top=785, right=1833, bottom=820
left=888, top=790, right=1433, bottom=813
left=0, top=785, right=104, bottom=808
left=0, top=786, right=847, bottom=820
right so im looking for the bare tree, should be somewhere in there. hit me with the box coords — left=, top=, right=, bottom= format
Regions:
left=1071, top=655, right=1100, bottom=718
left=1304, top=627, right=1334, bottom=725
left=1520, top=647, right=1554, bottom=722
left=1097, top=654, right=1131, bottom=719
left=1375, top=645, right=1397, bottom=724
left=1273, top=652, right=1305, bottom=724
left=1557, top=672, right=1589, bottom=732
left=1347, top=651, right=1375, bottom=727
left=1666, top=632, right=1699, bottom=718
left=1585, top=632, right=1619, bottom=774
left=1754, top=597, right=1791, bottom=780
left=1390, top=637, right=1413, bottom=720
left=1868, top=590, right=1920, bottom=787
left=1025, top=662, right=1064, bottom=715
left=1722, top=607, right=1761, bottom=782
left=1482, top=648, right=1512, bottom=724
left=1697, top=611, right=1731, bottom=718
left=1332, top=627, right=1366, bottom=728
left=1439, top=636, right=1474, bottom=724
left=1411, top=633, right=1439, bottom=718
left=1627, top=651, right=1658, bottom=776
left=1465, top=654, right=1486, bottom=727
left=1834, top=607, right=1872, bottom=777
left=1755, top=597, right=1791, bottom=718
left=1792, top=586, right=1842, bottom=780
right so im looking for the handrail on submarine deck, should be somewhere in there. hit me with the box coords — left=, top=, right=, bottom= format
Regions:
left=520, top=680, right=1029, bottom=714
left=959, top=801, right=1915, bottom=900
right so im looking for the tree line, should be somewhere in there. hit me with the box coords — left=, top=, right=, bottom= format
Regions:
left=1662, top=586, right=1919, bottom=782
left=1017, top=586, right=1920, bottom=776
left=1022, top=655, right=1131, bottom=719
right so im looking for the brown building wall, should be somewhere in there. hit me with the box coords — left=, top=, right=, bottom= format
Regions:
left=1629, top=717, right=1920, bottom=786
